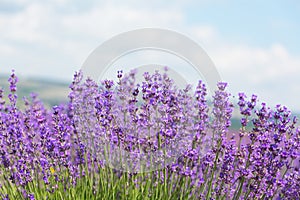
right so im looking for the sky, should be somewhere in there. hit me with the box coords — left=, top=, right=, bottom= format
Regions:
left=0, top=0, right=300, bottom=111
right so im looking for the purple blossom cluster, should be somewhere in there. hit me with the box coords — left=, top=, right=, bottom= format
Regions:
left=0, top=69, right=299, bottom=199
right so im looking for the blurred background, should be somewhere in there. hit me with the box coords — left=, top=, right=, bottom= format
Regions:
left=0, top=0, right=300, bottom=115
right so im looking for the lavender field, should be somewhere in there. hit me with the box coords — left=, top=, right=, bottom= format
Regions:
left=0, top=69, right=299, bottom=199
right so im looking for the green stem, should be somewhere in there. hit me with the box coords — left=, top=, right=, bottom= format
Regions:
left=206, top=139, right=222, bottom=199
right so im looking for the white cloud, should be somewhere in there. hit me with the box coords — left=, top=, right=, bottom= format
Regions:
left=211, top=42, right=300, bottom=83
left=61, top=2, right=183, bottom=39
left=0, top=1, right=186, bottom=81
left=0, top=43, right=16, bottom=55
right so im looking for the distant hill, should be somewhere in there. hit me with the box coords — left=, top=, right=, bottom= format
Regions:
left=0, top=75, right=69, bottom=108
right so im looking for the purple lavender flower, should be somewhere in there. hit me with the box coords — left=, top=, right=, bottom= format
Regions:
left=0, top=70, right=299, bottom=199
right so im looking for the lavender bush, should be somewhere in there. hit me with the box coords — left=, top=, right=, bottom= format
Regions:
left=0, top=69, right=299, bottom=199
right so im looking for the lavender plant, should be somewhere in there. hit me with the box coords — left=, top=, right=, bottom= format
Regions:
left=0, top=69, right=299, bottom=200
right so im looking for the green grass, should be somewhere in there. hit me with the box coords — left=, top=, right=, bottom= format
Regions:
left=0, top=164, right=198, bottom=200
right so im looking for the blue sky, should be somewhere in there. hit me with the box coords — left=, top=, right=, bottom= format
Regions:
left=0, top=0, right=300, bottom=111
left=185, top=1, right=300, bottom=53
